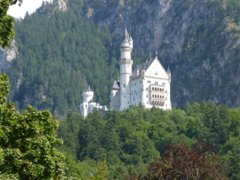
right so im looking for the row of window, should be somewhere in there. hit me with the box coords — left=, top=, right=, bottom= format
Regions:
left=147, top=81, right=166, bottom=86
left=151, top=101, right=165, bottom=106
left=151, top=87, right=165, bottom=92
left=151, top=94, right=165, bottom=99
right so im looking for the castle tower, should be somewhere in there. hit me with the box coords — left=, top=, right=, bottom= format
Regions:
left=82, top=86, right=94, bottom=103
left=120, top=28, right=133, bottom=110
left=80, top=87, right=94, bottom=118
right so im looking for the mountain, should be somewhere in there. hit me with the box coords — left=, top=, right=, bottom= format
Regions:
left=1, top=0, right=240, bottom=115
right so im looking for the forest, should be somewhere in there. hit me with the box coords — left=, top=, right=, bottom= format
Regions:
left=58, top=102, right=240, bottom=179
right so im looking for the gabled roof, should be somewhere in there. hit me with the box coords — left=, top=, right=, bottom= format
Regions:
left=132, top=57, right=171, bottom=79
left=132, top=56, right=169, bottom=80
left=144, top=56, right=169, bottom=79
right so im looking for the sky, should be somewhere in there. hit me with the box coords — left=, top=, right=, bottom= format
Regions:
left=8, top=0, right=52, bottom=19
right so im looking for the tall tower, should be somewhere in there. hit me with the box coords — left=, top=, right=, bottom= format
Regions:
left=120, top=28, right=133, bottom=110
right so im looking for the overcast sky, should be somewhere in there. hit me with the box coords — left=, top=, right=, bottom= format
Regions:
left=8, top=0, right=52, bottom=19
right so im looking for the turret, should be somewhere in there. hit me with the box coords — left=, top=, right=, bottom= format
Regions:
left=120, top=28, right=133, bottom=60
left=167, top=66, right=171, bottom=82
left=129, top=35, right=133, bottom=50
left=82, top=86, right=94, bottom=103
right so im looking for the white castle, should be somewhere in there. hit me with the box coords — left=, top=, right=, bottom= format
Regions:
left=80, top=29, right=171, bottom=117
left=110, top=29, right=172, bottom=111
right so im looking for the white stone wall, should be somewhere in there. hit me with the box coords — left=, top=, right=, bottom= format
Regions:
left=130, top=78, right=143, bottom=106
left=110, top=89, right=120, bottom=110
left=120, top=47, right=131, bottom=60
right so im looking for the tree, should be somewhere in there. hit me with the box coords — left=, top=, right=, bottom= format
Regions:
left=0, top=0, right=22, bottom=47
left=0, top=74, right=65, bottom=179
left=138, top=144, right=227, bottom=180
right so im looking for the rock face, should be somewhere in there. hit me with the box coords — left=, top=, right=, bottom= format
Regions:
left=0, top=40, right=18, bottom=72
left=82, top=0, right=240, bottom=107
left=54, top=0, right=68, bottom=12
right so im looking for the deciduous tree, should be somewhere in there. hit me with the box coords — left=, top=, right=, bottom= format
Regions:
left=139, top=144, right=227, bottom=180
left=0, top=74, right=65, bottom=179
left=0, top=0, right=22, bottom=47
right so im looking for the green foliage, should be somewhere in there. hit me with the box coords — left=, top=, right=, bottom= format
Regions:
left=77, top=110, right=160, bottom=179
left=0, top=0, right=13, bottom=47
left=9, top=2, right=115, bottom=116
left=59, top=102, right=240, bottom=179
left=0, top=0, right=23, bottom=48
left=0, top=74, right=65, bottom=179
left=63, top=154, right=109, bottom=180
left=0, top=74, right=9, bottom=104
left=221, top=137, right=240, bottom=179
left=58, top=111, right=83, bottom=156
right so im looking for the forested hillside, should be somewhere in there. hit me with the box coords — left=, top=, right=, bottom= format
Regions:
left=59, top=103, right=240, bottom=179
left=1, top=0, right=239, bottom=115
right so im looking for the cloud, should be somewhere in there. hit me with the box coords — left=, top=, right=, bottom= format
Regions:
left=8, top=0, right=52, bottom=19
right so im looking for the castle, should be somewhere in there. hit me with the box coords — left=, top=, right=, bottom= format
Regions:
left=110, top=29, right=172, bottom=111
left=80, top=29, right=171, bottom=117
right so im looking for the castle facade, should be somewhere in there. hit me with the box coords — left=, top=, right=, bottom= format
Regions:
left=110, top=29, right=172, bottom=111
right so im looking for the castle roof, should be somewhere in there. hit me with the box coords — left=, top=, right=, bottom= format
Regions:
left=131, top=58, right=150, bottom=77
left=131, top=56, right=170, bottom=80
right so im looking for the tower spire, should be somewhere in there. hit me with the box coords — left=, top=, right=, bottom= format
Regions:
left=124, top=27, right=129, bottom=40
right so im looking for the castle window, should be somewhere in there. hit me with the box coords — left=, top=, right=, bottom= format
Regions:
left=148, top=80, right=151, bottom=83
left=155, top=82, right=158, bottom=85
left=146, top=88, right=148, bottom=90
